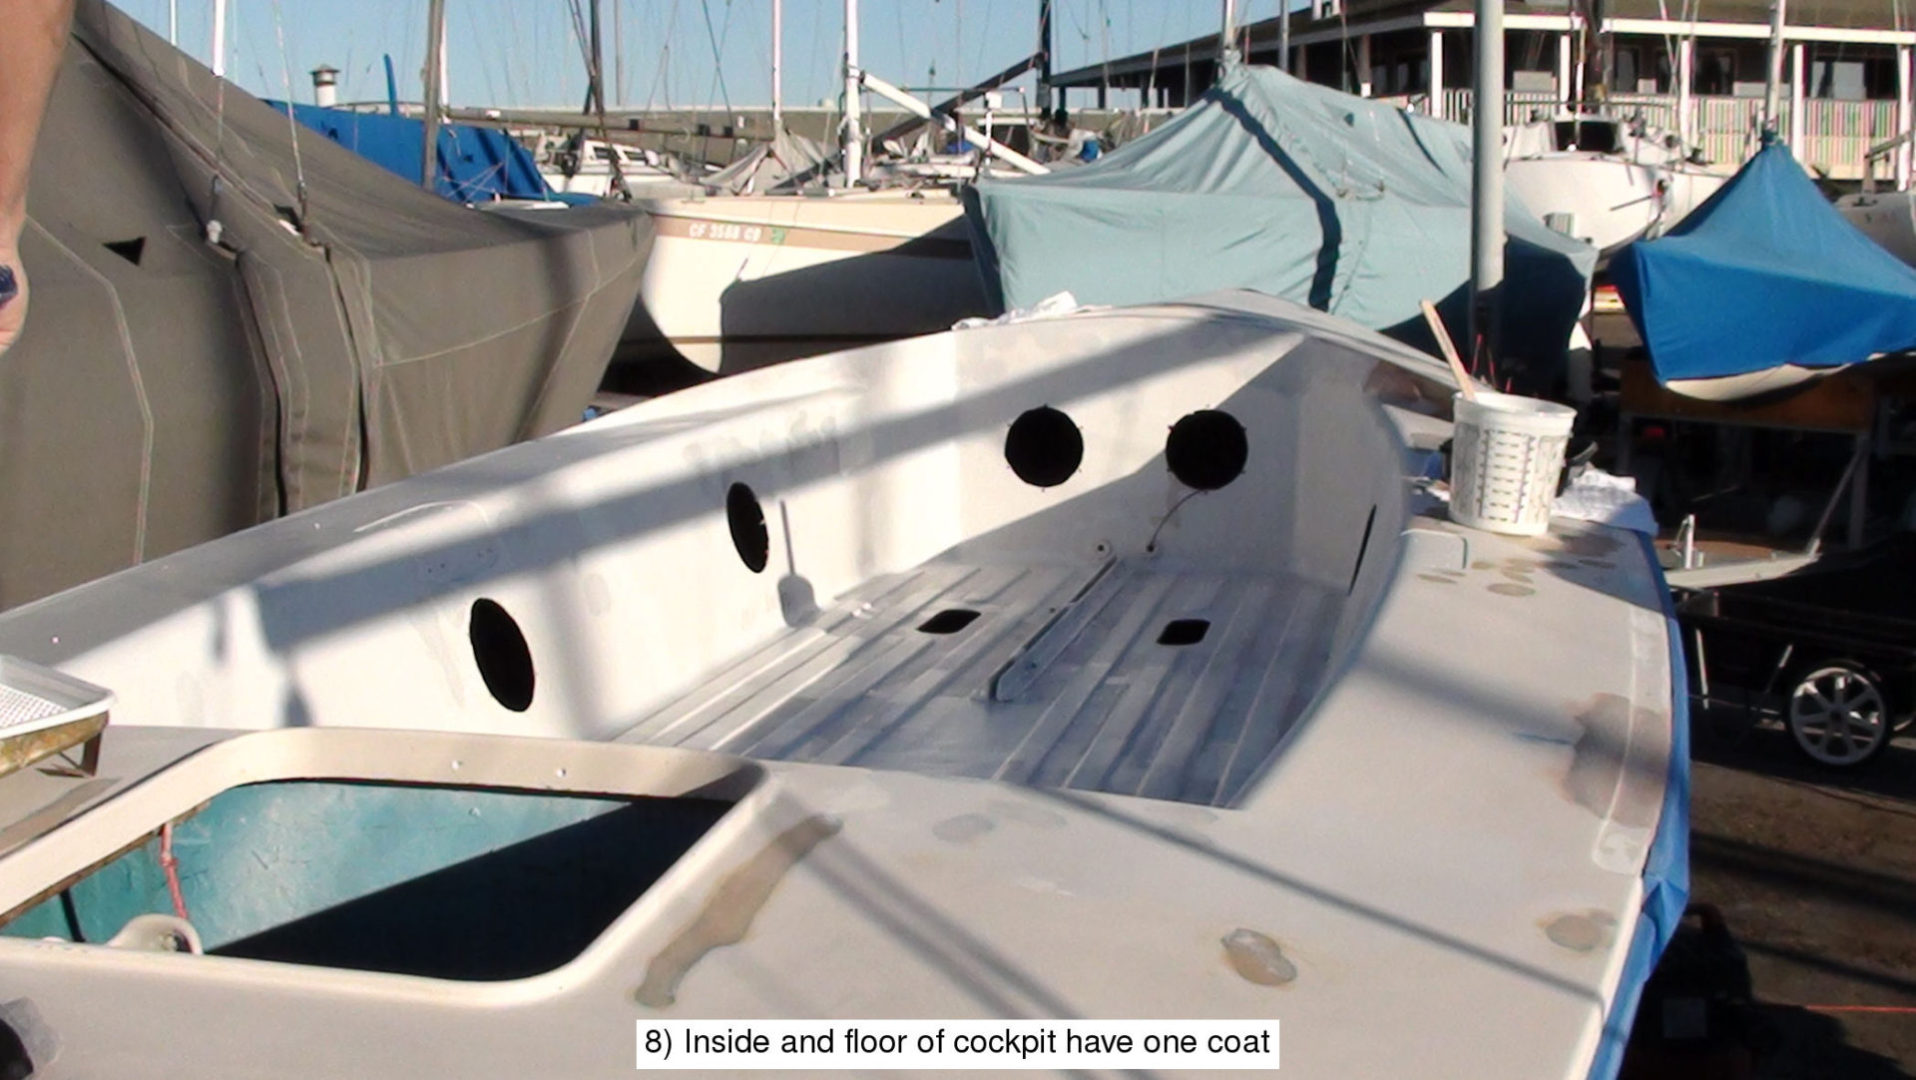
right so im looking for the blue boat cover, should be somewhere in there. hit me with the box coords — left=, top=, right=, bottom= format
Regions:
left=963, top=63, right=1597, bottom=372
left=263, top=102, right=557, bottom=204
left=1611, top=141, right=1916, bottom=384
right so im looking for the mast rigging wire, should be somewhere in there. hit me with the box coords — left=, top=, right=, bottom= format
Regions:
left=269, top=0, right=310, bottom=228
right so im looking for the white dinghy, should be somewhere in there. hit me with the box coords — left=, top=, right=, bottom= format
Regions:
left=0, top=293, right=1683, bottom=1078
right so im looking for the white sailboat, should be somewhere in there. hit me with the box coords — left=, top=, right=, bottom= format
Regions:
left=636, top=188, right=986, bottom=372
left=1836, top=186, right=1916, bottom=266
left=537, top=135, right=697, bottom=198
left=0, top=291, right=1681, bottom=1078
left=635, top=0, right=1044, bottom=374
left=1504, top=112, right=1730, bottom=258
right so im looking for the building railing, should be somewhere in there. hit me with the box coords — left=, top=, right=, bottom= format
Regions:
left=1374, top=88, right=1902, bottom=179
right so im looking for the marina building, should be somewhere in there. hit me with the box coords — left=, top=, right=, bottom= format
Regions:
left=1048, top=0, right=1916, bottom=182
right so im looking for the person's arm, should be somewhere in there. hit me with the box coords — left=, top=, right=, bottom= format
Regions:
left=0, top=0, right=78, bottom=356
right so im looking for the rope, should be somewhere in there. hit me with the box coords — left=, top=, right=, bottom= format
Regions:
left=698, top=0, right=737, bottom=116
left=269, top=0, right=311, bottom=230
left=208, top=0, right=228, bottom=246
left=158, top=823, right=190, bottom=921
left=644, top=0, right=682, bottom=111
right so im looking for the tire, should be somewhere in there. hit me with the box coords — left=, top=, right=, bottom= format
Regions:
left=1785, top=659, right=1894, bottom=767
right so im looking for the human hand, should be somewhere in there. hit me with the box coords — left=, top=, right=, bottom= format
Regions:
left=0, top=259, right=25, bottom=358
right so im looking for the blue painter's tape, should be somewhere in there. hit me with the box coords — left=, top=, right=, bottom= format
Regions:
left=1584, top=531, right=1693, bottom=1080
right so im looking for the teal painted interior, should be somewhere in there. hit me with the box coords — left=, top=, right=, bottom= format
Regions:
left=1, top=781, right=730, bottom=980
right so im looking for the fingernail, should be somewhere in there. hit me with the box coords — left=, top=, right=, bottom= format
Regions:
left=0, top=266, right=15, bottom=306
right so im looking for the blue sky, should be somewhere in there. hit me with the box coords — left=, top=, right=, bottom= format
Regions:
left=112, top=1, right=1270, bottom=110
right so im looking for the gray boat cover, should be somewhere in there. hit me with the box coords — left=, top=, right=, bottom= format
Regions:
left=704, top=128, right=836, bottom=194
left=964, top=63, right=1596, bottom=373
left=0, top=1, right=650, bottom=609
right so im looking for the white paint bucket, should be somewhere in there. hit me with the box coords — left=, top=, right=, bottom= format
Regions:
left=1449, top=391, right=1578, bottom=536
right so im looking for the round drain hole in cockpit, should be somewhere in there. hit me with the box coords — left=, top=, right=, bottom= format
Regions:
left=469, top=598, right=535, bottom=712
left=727, top=482, right=770, bottom=573
left=1166, top=409, right=1248, bottom=490
left=1004, top=406, right=1084, bottom=488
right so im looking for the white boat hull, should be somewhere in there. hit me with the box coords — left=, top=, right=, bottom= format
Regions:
left=1505, top=115, right=1730, bottom=259
left=0, top=294, right=1681, bottom=1079
left=1507, top=153, right=1661, bottom=256
left=637, top=191, right=989, bottom=373
left=1837, top=189, right=1916, bottom=266
left=1663, top=363, right=1839, bottom=402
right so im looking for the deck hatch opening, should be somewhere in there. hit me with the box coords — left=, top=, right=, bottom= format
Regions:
left=469, top=599, right=534, bottom=712
left=918, top=609, right=981, bottom=635
left=1004, top=406, right=1084, bottom=488
left=727, top=482, right=770, bottom=573
left=1166, top=410, right=1249, bottom=490
left=0, top=781, right=733, bottom=981
left=1158, top=618, right=1210, bottom=646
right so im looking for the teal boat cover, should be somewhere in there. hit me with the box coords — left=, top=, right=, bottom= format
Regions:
left=1611, top=141, right=1916, bottom=387
left=964, top=63, right=1596, bottom=373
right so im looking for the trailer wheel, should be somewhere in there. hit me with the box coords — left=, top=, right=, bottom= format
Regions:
left=1786, top=660, right=1893, bottom=767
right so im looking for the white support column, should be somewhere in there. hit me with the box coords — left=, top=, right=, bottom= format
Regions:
left=1788, top=42, right=1805, bottom=158
left=1899, top=45, right=1913, bottom=188
left=1764, top=0, right=1786, bottom=135
left=1677, top=37, right=1694, bottom=147
left=1557, top=32, right=1572, bottom=107
left=1572, top=14, right=1586, bottom=105
left=1429, top=30, right=1445, bottom=117
left=1357, top=33, right=1372, bottom=96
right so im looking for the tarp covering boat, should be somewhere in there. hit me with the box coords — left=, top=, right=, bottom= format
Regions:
left=263, top=102, right=557, bottom=203
left=0, top=0, right=651, bottom=609
left=962, top=62, right=1597, bottom=375
left=703, top=127, right=835, bottom=194
left=1611, top=142, right=1916, bottom=388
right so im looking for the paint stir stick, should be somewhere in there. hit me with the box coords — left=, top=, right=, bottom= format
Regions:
left=1419, top=299, right=1478, bottom=403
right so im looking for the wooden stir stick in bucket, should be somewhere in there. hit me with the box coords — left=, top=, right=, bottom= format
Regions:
left=1419, top=299, right=1478, bottom=403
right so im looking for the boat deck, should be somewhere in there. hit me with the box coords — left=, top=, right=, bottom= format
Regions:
left=619, top=558, right=1347, bottom=807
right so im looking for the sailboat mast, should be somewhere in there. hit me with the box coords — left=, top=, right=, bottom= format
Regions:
left=168, top=0, right=177, bottom=45
left=1764, top=0, right=1787, bottom=135
left=211, top=0, right=227, bottom=77
left=842, top=0, right=863, bottom=186
left=1470, top=0, right=1504, bottom=363
left=1038, top=0, right=1054, bottom=111
left=586, top=0, right=605, bottom=114
left=772, top=0, right=784, bottom=129
left=1222, top=0, right=1238, bottom=60
left=613, top=0, right=625, bottom=107
left=421, top=0, right=447, bottom=189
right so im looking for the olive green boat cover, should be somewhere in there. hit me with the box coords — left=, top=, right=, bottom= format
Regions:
left=0, top=0, right=651, bottom=608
